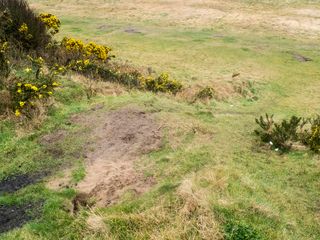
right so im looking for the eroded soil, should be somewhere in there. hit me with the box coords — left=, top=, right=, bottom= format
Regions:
left=0, top=173, right=47, bottom=195
left=0, top=201, right=43, bottom=234
left=48, top=106, right=162, bottom=206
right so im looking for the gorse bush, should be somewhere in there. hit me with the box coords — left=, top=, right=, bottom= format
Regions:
left=255, top=114, right=320, bottom=153
left=61, top=37, right=112, bottom=64
left=0, top=52, right=61, bottom=118
left=0, top=0, right=51, bottom=51
left=11, top=57, right=61, bottom=117
left=38, top=13, right=61, bottom=35
left=141, top=73, right=182, bottom=94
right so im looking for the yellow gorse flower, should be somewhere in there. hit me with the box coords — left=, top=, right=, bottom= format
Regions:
left=62, top=37, right=84, bottom=52
left=19, top=101, right=25, bottom=107
left=61, top=38, right=111, bottom=61
left=18, top=23, right=28, bottom=34
left=18, top=23, right=32, bottom=40
left=31, top=86, right=39, bottom=91
left=38, top=13, right=61, bottom=34
left=15, top=109, right=21, bottom=117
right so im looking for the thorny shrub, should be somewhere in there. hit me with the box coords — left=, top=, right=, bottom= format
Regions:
left=2, top=55, right=61, bottom=118
left=0, top=0, right=51, bottom=51
left=255, top=114, right=320, bottom=153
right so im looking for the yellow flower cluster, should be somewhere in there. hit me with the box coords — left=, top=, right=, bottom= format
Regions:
left=62, top=37, right=84, bottom=52
left=85, top=42, right=111, bottom=61
left=18, top=23, right=28, bottom=34
left=14, top=81, right=60, bottom=117
left=18, top=23, right=33, bottom=40
left=51, top=64, right=68, bottom=75
left=140, top=73, right=182, bottom=94
left=61, top=37, right=111, bottom=61
left=72, top=59, right=91, bottom=71
left=38, top=13, right=61, bottom=34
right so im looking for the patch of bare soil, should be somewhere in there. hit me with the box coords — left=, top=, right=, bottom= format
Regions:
left=0, top=201, right=43, bottom=234
left=50, top=107, right=162, bottom=207
left=0, top=173, right=47, bottom=195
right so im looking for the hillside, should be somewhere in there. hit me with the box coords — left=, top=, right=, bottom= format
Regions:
left=0, top=0, right=319, bottom=239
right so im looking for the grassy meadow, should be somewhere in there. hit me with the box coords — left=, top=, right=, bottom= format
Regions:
left=0, top=0, right=319, bottom=239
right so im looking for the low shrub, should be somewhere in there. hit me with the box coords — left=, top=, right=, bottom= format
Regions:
left=60, top=37, right=113, bottom=66
left=0, top=47, right=61, bottom=118
left=255, top=114, right=320, bottom=153
left=0, top=0, right=51, bottom=51
left=196, top=86, right=215, bottom=100
left=11, top=64, right=61, bottom=118
left=70, top=61, right=182, bottom=95
left=141, top=73, right=182, bottom=94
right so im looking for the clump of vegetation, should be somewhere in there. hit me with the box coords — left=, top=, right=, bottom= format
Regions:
left=224, top=221, right=263, bottom=240
left=233, top=80, right=258, bottom=101
left=11, top=57, right=62, bottom=118
left=37, top=13, right=61, bottom=35
left=255, top=114, right=320, bottom=153
left=0, top=0, right=51, bottom=51
left=0, top=42, right=62, bottom=118
left=141, top=73, right=182, bottom=94
left=196, top=86, right=215, bottom=100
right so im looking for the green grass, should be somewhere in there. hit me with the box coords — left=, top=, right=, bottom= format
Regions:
left=0, top=0, right=319, bottom=239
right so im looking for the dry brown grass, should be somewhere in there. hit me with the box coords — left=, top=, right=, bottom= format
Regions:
left=71, top=74, right=125, bottom=98
left=95, top=178, right=224, bottom=240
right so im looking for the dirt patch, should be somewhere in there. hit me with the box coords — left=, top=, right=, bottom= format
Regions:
left=50, top=107, right=162, bottom=207
left=0, top=201, right=43, bottom=234
left=0, top=173, right=47, bottom=194
left=40, top=129, right=67, bottom=145
left=124, top=27, right=142, bottom=34
left=292, top=53, right=312, bottom=62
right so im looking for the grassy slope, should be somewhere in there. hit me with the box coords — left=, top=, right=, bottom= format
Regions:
left=0, top=0, right=320, bottom=239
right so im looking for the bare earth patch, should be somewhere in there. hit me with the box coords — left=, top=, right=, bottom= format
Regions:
left=0, top=201, right=43, bottom=234
left=48, top=107, right=162, bottom=207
